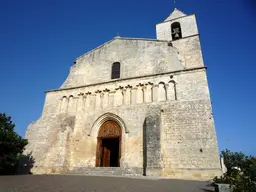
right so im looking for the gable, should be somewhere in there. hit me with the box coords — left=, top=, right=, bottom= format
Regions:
left=164, top=8, right=186, bottom=21
left=61, top=37, right=185, bottom=88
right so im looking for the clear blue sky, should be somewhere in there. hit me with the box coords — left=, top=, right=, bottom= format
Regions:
left=0, top=0, right=255, bottom=155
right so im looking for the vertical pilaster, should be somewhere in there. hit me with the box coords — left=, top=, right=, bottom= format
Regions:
left=124, top=85, right=132, bottom=105
left=136, top=83, right=144, bottom=104
left=158, top=83, right=167, bottom=102
left=60, top=96, right=68, bottom=113
left=131, top=87, right=137, bottom=104
left=152, top=85, right=158, bottom=102
left=95, top=90, right=102, bottom=109
left=144, top=82, right=153, bottom=103
left=167, top=81, right=176, bottom=101
left=115, top=86, right=124, bottom=107
left=102, top=88, right=110, bottom=109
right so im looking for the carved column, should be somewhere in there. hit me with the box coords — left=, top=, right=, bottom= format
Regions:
left=68, top=96, right=77, bottom=115
left=167, top=81, right=176, bottom=101
left=95, top=90, right=102, bottom=109
left=115, top=86, right=124, bottom=107
left=144, top=82, right=153, bottom=103
left=152, top=85, right=158, bottom=102
left=124, top=85, right=132, bottom=105
left=108, top=91, right=115, bottom=108
left=102, top=88, right=110, bottom=109
left=136, top=83, right=144, bottom=104
left=158, top=83, right=167, bottom=101
left=131, top=87, right=137, bottom=104
left=57, top=98, right=62, bottom=114
left=85, top=91, right=92, bottom=108
left=60, top=96, right=68, bottom=113
left=74, top=93, right=85, bottom=133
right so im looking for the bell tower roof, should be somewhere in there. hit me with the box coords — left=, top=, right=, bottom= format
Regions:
left=164, top=8, right=186, bottom=21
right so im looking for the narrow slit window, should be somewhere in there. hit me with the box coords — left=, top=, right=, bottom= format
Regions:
left=111, top=62, right=120, bottom=79
left=171, top=22, right=182, bottom=40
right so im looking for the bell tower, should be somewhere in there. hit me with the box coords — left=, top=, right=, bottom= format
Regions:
left=156, top=8, right=199, bottom=41
left=156, top=8, right=204, bottom=68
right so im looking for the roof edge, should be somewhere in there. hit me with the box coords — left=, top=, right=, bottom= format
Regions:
left=75, top=37, right=168, bottom=61
left=156, top=13, right=196, bottom=25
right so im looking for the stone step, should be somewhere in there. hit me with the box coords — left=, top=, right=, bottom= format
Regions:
left=64, top=167, right=143, bottom=177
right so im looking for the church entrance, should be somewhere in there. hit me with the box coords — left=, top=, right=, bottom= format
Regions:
left=96, top=120, right=121, bottom=167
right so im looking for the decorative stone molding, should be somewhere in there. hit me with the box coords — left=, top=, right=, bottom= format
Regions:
left=89, top=113, right=128, bottom=136
left=58, top=80, right=176, bottom=112
left=85, top=91, right=91, bottom=95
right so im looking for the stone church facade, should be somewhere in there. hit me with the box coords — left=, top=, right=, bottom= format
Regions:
left=25, top=9, right=222, bottom=179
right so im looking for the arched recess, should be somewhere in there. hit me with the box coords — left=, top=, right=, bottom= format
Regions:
left=96, top=121, right=122, bottom=167
left=168, top=80, right=177, bottom=100
left=89, top=112, right=128, bottom=137
left=90, top=113, right=128, bottom=167
left=60, top=96, right=68, bottom=113
left=158, top=82, right=167, bottom=101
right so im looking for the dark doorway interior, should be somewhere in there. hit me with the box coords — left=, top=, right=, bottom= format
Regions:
left=100, top=138, right=120, bottom=167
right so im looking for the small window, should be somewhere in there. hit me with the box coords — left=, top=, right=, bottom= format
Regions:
left=111, top=62, right=120, bottom=79
left=171, top=22, right=182, bottom=40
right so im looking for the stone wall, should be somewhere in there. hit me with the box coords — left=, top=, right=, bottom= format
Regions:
left=24, top=10, right=221, bottom=179
left=25, top=68, right=222, bottom=179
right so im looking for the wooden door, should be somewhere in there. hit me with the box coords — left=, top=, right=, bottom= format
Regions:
left=96, top=138, right=102, bottom=167
left=95, top=120, right=122, bottom=167
left=102, top=145, right=111, bottom=167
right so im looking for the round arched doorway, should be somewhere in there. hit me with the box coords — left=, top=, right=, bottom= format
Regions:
left=95, top=120, right=121, bottom=167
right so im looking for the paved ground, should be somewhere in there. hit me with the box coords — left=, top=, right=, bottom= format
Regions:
left=0, top=175, right=214, bottom=192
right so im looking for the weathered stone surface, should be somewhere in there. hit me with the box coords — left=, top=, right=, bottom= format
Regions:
left=24, top=8, right=222, bottom=180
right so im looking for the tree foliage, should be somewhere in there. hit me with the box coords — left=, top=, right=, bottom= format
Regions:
left=0, top=113, right=28, bottom=174
left=214, top=149, right=256, bottom=192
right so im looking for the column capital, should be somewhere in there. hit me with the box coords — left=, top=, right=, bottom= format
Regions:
left=125, top=84, right=132, bottom=89
left=85, top=91, right=91, bottom=95
left=115, top=86, right=124, bottom=90
left=78, top=92, right=84, bottom=96
left=136, top=83, right=144, bottom=87
left=95, top=90, right=102, bottom=94
left=103, top=88, right=110, bottom=92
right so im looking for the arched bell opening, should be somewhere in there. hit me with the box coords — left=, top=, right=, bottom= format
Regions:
left=171, top=22, right=182, bottom=40
left=95, top=120, right=122, bottom=167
